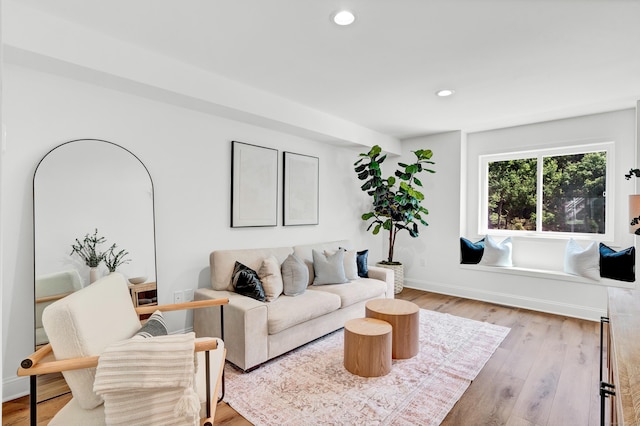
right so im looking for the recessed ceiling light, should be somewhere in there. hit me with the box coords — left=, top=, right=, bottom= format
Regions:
left=332, top=10, right=356, bottom=26
left=436, top=89, right=455, bottom=97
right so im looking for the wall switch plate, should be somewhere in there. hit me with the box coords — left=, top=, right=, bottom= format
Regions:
left=184, top=289, right=194, bottom=302
left=174, top=290, right=184, bottom=304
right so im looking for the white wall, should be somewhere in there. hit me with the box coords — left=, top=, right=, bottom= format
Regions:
left=400, top=110, right=636, bottom=324
left=1, top=64, right=381, bottom=400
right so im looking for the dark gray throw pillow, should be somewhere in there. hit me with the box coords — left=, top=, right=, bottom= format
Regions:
left=133, top=310, right=168, bottom=338
left=232, top=261, right=267, bottom=302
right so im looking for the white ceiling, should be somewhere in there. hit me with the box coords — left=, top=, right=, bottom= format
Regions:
left=16, top=0, right=640, bottom=139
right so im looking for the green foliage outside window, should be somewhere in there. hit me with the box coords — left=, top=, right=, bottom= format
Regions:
left=488, top=151, right=606, bottom=234
left=488, top=158, right=537, bottom=230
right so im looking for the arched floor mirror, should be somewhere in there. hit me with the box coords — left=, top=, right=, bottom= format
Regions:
left=33, top=139, right=157, bottom=404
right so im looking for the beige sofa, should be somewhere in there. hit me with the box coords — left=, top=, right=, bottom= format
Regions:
left=194, top=240, right=394, bottom=371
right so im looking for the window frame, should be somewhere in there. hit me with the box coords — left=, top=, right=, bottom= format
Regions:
left=478, top=141, right=614, bottom=241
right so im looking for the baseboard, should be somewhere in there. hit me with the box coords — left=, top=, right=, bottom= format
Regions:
left=3, top=375, right=29, bottom=403
left=404, top=278, right=606, bottom=322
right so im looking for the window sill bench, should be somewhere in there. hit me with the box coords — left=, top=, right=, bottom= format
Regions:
left=459, top=264, right=635, bottom=289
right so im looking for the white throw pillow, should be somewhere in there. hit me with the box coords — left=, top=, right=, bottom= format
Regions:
left=479, top=235, right=512, bottom=267
left=564, top=238, right=600, bottom=281
left=325, top=248, right=358, bottom=280
left=258, top=255, right=284, bottom=301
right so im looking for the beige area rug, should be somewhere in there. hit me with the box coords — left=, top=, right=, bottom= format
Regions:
left=223, top=309, right=510, bottom=425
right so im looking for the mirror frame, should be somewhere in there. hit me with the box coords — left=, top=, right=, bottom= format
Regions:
left=31, top=138, right=157, bottom=402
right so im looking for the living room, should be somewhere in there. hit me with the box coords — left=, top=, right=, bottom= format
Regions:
left=2, top=1, right=640, bottom=425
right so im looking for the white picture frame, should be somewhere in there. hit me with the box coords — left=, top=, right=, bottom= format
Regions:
left=231, top=141, right=278, bottom=227
left=283, top=152, right=319, bottom=226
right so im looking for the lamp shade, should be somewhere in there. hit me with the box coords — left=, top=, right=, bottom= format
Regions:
left=629, top=195, right=640, bottom=234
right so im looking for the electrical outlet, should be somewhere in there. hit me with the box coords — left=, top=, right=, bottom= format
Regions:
left=184, top=289, right=194, bottom=302
left=174, top=290, right=184, bottom=304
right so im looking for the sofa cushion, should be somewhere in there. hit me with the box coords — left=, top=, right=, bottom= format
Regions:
left=312, top=249, right=348, bottom=285
left=356, top=249, right=369, bottom=278
left=293, top=240, right=351, bottom=285
left=330, top=248, right=359, bottom=280
left=258, top=255, right=284, bottom=301
left=281, top=254, right=308, bottom=296
left=231, top=262, right=267, bottom=302
left=308, top=278, right=386, bottom=308
left=210, top=247, right=293, bottom=291
left=266, top=291, right=341, bottom=335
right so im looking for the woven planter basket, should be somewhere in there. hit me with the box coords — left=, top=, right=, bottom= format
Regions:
left=376, top=262, right=404, bottom=294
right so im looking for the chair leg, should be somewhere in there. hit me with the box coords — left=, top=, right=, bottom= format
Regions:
left=218, top=369, right=225, bottom=403
left=205, top=350, right=211, bottom=419
left=218, top=303, right=225, bottom=402
left=30, top=375, right=37, bottom=426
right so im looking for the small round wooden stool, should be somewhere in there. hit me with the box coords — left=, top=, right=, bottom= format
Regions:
left=344, top=317, right=392, bottom=377
left=366, top=299, right=420, bottom=359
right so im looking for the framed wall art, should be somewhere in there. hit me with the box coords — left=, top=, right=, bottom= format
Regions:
left=283, top=151, right=319, bottom=226
left=231, top=141, right=278, bottom=227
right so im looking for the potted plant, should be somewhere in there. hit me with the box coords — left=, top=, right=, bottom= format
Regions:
left=354, top=145, right=435, bottom=293
left=104, top=244, right=131, bottom=273
left=70, top=228, right=108, bottom=283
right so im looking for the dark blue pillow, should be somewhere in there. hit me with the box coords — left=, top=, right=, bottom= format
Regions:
left=460, top=237, right=485, bottom=264
left=600, top=243, right=635, bottom=282
left=356, top=249, right=369, bottom=278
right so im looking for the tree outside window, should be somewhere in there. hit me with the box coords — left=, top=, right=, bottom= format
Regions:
left=487, top=151, right=606, bottom=234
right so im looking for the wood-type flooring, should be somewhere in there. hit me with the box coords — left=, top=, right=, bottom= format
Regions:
left=3, top=288, right=603, bottom=425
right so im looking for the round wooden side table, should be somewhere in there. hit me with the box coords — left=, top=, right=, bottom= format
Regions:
left=344, top=317, right=392, bottom=377
left=365, top=298, right=420, bottom=359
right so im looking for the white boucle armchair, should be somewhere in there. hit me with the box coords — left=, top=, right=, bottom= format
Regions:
left=18, top=273, right=228, bottom=426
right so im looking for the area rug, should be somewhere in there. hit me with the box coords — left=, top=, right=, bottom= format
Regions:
left=223, top=309, right=510, bottom=425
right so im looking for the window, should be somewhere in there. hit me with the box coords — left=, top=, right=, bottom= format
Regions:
left=479, top=143, right=613, bottom=239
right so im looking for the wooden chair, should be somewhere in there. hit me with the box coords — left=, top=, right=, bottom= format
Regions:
left=18, top=273, right=228, bottom=426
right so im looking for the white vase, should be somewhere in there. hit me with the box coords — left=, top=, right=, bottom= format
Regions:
left=89, top=267, right=100, bottom=284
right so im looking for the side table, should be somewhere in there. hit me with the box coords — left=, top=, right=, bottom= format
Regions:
left=344, top=317, right=392, bottom=377
left=366, top=298, right=420, bottom=359
left=128, top=281, right=157, bottom=322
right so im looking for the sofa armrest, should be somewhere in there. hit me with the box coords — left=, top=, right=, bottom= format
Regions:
left=367, top=266, right=395, bottom=298
left=194, top=288, right=268, bottom=371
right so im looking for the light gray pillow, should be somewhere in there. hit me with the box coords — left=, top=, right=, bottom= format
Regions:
left=330, top=248, right=358, bottom=280
left=281, top=254, right=308, bottom=296
left=479, top=235, right=512, bottom=267
left=564, top=238, right=600, bottom=281
left=312, top=249, right=348, bottom=285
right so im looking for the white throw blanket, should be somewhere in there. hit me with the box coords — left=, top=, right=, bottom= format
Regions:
left=94, top=332, right=199, bottom=426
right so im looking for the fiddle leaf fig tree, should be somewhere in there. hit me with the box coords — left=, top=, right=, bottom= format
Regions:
left=354, top=145, right=435, bottom=264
